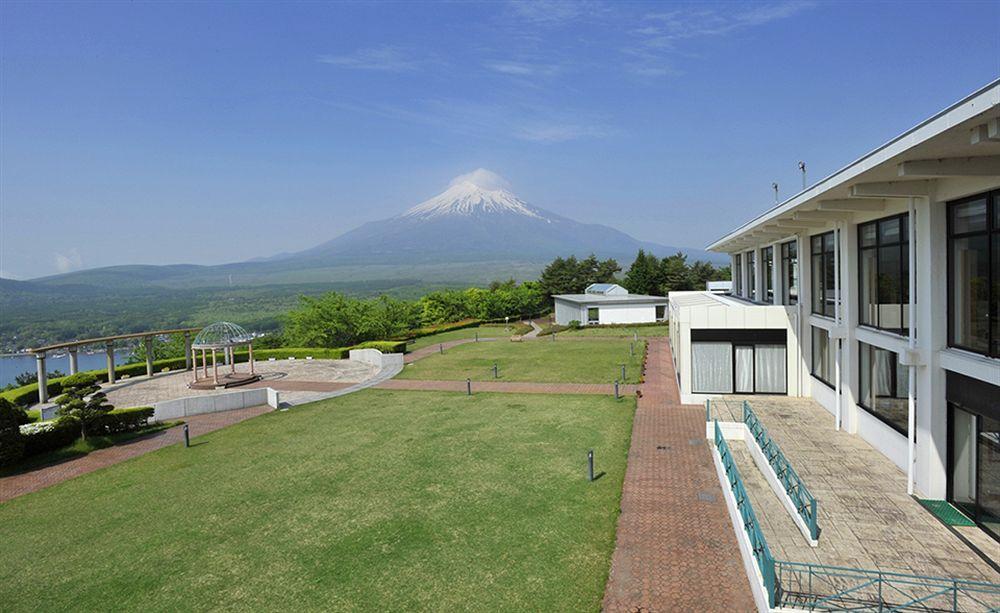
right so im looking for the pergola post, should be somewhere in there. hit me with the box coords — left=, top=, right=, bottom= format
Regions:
left=35, top=353, right=49, bottom=404
left=68, top=347, right=79, bottom=375
left=106, top=342, right=116, bottom=384
left=212, top=349, right=218, bottom=385
left=184, top=332, right=192, bottom=371
left=145, top=336, right=154, bottom=378
left=201, top=349, right=207, bottom=379
left=229, top=347, right=235, bottom=373
left=248, top=343, right=254, bottom=375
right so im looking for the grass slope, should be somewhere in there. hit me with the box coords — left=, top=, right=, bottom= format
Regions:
left=0, top=389, right=634, bottom=612
left=406, top=323, right=532, bottom=352
left=560, top=324, right=670, bottom=338
left=398, top=339, right=645, bottom=384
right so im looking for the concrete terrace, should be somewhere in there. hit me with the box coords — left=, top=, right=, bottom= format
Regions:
left=709, top=396, right=999, bottom=584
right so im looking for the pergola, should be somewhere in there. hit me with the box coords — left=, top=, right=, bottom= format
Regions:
left=190, top=322, right=260, bottom=389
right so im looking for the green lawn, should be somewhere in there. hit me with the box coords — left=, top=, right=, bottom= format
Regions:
left=398, top=339, right=645, bottom=383
left=560, top=324, right=669, bottom=338
left=406, top=322, right=532, bottom=352
left=0, top=389, right=634, bottom=612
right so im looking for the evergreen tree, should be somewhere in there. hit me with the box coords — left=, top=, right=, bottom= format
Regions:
left=55, top=372, right=113, bottom=440
left=623, top=249, right=660, bottom=295
left=660, top=252, right=694, bottom=293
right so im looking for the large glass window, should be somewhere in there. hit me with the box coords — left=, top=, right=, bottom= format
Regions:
left=858, top=342, right=912, bottom=435
left=762, top=246, right=774, bottom=303
left=733, top=253, right=743, bottom=296
left=811, top=232, right=836, bottom=317
left=858, top=214, right=910, bottom=334
left=811, top=326, right=835, bottom=387
left=690, top=340, right=786, bottom=395
left=948, top=191, right=1000, bottom=357
left=587, top=307, right=599, bottom=324
left=747, top=250, right=756, bottom=300
left=947, top=372, right=1000, bottom=543
left=781, top=240, right=798, bottom=305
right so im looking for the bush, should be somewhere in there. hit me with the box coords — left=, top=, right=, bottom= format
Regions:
left=21, top=420, right=80, bottom=457
left=0, top=398, right=26, bottom=466
left=567, top=320, right=582, bottom=329
left=395, top=319, right=481, bottom=341
left=94, top=407, right=154, bottom=435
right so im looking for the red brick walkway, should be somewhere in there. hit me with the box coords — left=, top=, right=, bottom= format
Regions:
left=376, top=379, right=638, bottom=396
left=0, top=405, right=271, bottom=503
left=602, top=338, right=756, bottom=612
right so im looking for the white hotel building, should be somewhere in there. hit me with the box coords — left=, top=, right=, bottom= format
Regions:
left=668, top=80, right=1000, bottom=542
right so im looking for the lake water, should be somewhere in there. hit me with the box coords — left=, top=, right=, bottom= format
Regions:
left=0, top=350, right=133, bottom=388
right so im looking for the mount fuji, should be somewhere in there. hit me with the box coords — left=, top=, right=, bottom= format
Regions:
left=283, top=169, right=720, bottom=266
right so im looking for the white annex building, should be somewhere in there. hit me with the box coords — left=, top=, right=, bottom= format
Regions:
left=553, top=283, right=667, bottom=326
left=668, top=79, right=1000, bottom=541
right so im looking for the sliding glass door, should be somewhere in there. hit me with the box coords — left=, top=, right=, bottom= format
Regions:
left=735, top=345, right=754, bottom=393
left=949, top=402, right=1000, bottom=542
left=690, top=330, right=787, bottom=395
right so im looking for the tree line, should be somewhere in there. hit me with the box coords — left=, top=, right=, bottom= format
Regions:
left=539, top=250, right=730, bottom=297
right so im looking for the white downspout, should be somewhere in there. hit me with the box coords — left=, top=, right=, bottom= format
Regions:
left=907, top=198, right=917, bottom=495
left=834, top=223, right=842, bottom=431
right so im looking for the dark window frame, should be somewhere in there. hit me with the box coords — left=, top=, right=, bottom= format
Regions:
left=857, top=341, right=911, bottom=436
left=858, top=213, right=910, bottom=334
left=947, top=189, right=1000, bottom=358
left=733, top=253, right=743, bottom=296
left=746, top=250, right=756, bottom=300
left=811, top=231, right=836, bottom=317
left=762, top=245, right=774, bottom=303
left=810, top=325, right=835, bottom=389
left=781, top=240, right=798, bottom=305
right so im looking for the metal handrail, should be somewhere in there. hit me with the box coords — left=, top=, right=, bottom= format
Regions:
left=775, top=560, right=1000, bottom=612
left=742, top=400, right=819, bottom=541
left=714, top=419, right=777, bottom=607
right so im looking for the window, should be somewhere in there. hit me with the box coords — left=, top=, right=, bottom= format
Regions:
left=733, top=253, right=742, bottom=296
left=859, top=214, right=909, bottom=334
left=655, top=305, right=666, bottom=321
left=811, top=232, right=836, bottom=317
left=948, top=190, right=1000, bottom=358
left=692, top=342, right=733, bottom=393
left=690, top=336, right=786, bottom=395
left=811, top=326, right=835, bottom=387
left=587, top=307, right=599, bottom=324
left=762, top=246, right=774, bottom=303
left=858, top=342, right=912, bottom=435
left=747, top=251, right=756, bottom=300
left=781, top=240, right=798, bottom=305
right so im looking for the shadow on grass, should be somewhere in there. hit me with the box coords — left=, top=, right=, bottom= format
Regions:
left=591, top=471, right=607, bottom=481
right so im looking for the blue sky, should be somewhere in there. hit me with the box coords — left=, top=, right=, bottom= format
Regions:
left=1, top=0, right=997, bottom=279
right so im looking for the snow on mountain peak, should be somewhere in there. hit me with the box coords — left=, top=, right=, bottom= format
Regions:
left=403, top=170, right=547, bottom=220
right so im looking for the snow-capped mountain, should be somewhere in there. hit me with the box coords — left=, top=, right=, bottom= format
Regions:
left=286, top=169, right=724, bottom=266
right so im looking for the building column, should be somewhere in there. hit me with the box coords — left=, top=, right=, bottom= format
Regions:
left=106, top=342, right=116, bottom=384
left=68, top=347, right=79, bottom=375
left=184, top=332, right=192, bottom=371
left=144, top=336, right=154, bottom=378
left=35, top=353, right=48, bottom=404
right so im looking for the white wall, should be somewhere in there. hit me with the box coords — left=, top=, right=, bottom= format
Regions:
left=553, top=299, right=584, bottom=325
left=598, top=303, right=658, bottom=325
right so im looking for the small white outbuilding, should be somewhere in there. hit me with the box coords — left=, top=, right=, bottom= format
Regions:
left=552, top=284, right=668, bottom=326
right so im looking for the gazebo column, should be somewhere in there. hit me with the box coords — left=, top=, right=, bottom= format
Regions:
left=230, top=347, right=235, bottom=373
left=106, top=342, right=116, bottom=384
left=212, top=349, right=219, bottom=385
left=201, top=349, right=207, bottom=379
left=248, top=343, right=255, bottom=375
left=144, top=336, right=154, bottom=378
left=35, top=353, right=49, bottom=404
left=68, top=347, right=79, bottom=375
left=184, top=332, right=192, bottom=371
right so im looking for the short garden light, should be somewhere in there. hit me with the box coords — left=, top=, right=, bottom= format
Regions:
left=620, top=364, right=626, bottom=381
left=439, top=343, right=444, bottom=354
left=183, top=424, right=190, bottom=448
left=587, top=450, right=595, bottom=482
left=466, top=378, right=472, bottom=395
left=614, top=380, right=620, bottom=399
left=493, top=362, right=499, bottom=379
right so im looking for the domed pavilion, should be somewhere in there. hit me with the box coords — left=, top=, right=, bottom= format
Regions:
left=190, top=321, right=261, bottom=389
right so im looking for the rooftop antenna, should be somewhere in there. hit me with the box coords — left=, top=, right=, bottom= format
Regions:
left=772, top=182, right=779, bottom=203
left=798, top=161, right=807, bottom=190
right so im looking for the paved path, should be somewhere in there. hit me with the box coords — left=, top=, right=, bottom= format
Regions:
left=0, top=405, right=271, bottom=503
left=377, top=379, right=638, bottom=396
left=524, top=319, right=543, bottom=339
left=602, top=338, right=756, bottom=612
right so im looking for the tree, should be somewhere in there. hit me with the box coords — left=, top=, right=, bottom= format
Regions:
left=539, top=254, right=620, bottom=297
left=127, top=334, right=187, bottom=364
left=54, top=372, right=113, bottom=440
left=0, top=398, right=26, bottom=466
left=623, top=249, right=660, bottom=295
left=660, top=252, right=694, bottom=293
left=8, top=369, right=66, bottom=389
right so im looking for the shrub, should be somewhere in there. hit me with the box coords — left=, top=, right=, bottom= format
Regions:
left=0, top=398, right=26, bottom=466
left=396, top=319, right=481, bottom=341
left=94, top=407, right=154, bottom=435
left=21, top=420, right=80, bottom=457
left=567, top=320, right=582, bottom=329
left=55, top=373, right=113, bottom=440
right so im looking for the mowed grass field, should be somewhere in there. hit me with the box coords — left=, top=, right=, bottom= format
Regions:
left=0, top=389, right=634, bottom=612
left=559, top=324, right=669, bottom=338
left=406, top=322, right=532, bottom=352
left=397, top=338, right=645, bottom=384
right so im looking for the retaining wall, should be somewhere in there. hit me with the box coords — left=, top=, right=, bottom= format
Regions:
left=153, top=387, right=280, bottom=421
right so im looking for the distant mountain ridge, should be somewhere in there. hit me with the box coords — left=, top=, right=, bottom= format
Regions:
left=19, top=169, right=725, bottom=291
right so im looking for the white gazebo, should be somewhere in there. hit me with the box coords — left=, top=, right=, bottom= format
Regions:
left=190, top=321, right=260, bottom=389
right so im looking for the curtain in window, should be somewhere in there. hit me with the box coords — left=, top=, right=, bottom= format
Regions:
left=754, top=344, right=786, bottom=393
left=735, top=345, right=754, bottom=393
left=874, top=348, right=893, bottom=396
left=691, top=342, right=732, bottom=393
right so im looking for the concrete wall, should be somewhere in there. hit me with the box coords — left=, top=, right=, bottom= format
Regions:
left=348, top=348, right=404, bottom=371
left=153, top=387, right=279, bottom=422
left=553, top=299, right=584, bottom=325
left=597, top=303, right=658, bottom=325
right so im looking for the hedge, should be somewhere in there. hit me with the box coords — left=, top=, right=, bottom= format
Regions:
left=21, top=420, right=80, bottom=457
left=94, top=407, right=154, bottom=435
left=394, top=319, right=482, bottom=341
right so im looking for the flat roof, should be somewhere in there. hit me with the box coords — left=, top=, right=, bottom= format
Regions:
left=708, top=79, right=1000, bottom=252
left=553, top=293, right=666, bottom=305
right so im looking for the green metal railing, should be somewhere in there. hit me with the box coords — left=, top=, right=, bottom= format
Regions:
left=775, top=560, right=1000, bottom=612
left=714, top=419, right=777, bottom=607
left=742, top=400, right=820, bottom=541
